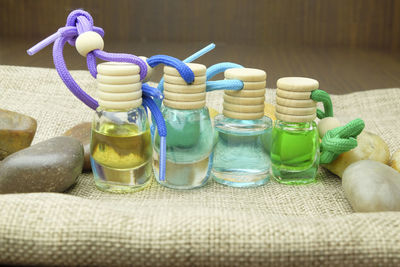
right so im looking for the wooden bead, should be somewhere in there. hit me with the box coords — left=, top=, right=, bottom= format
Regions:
left=98, top=90, right=142, bottom=101
left=97, top=62, right=140, bottom=76
left=164, top=63, right=206, bottom=77
left=318, top=117, right=341, bottom=138
left=223, top=109, right=264, bottom=120
left=277, top=77, right=319, bottom=92
left=223, top=94, right=265, bottom=105
left=139, top=56, right=153, bottom=83
left=276, top=88, right=311, bottom=100
left=163, top=99, right=205, bottom=110
left=163, top=91, right=206, bottom=102
left=224, top=68, right=266, bottom=82
left=223, top=102, right=264, bottom=113
left=276, top=105, right=316, bottom=116
left=164, top=74, right=206, bottom=85
left=97, top=74, right=140, bottom=85
left=276, top=96, right=316, bottom=108
left=75, top=31, right=104, bottom=57
left=163, top=82, right=206, bottom=94
left=225, top=88, right=265, bottom=98
left=98, top=82, right=142, bottom=93
left=275, top=111, right=316, bottom=123
left=98, top=98, right=142, bottom=110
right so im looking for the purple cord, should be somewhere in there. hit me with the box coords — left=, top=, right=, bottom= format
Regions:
left=26, top=9, right=174, bottom=181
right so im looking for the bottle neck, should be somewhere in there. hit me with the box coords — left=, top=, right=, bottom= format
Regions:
left=275, top=119, right=316, bottom=130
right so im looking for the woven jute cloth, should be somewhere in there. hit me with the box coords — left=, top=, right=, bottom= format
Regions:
left=0, top=65, right=400, bottom=266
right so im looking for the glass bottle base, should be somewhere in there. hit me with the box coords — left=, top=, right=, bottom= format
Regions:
left=91, top=157, right=153, bottom=193
left=212, top=169, right=270, bottom=188
left=272, top=164, right=317, bottom=185
left=153, top=153, right=212, bottom=190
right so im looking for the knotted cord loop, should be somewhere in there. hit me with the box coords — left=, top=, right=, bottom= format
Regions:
left=206, top=62, right=243, bottom=80
left=320, top=118, right=365, bottom=164
left=27, top=9, right=172, bottom=180
left=310, top=89, right=334, bottom=119
left=205, top=62, right=244, bottom=92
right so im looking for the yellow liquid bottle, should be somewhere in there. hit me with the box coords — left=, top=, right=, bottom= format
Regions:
left=90, top=62, right=153, bottom=193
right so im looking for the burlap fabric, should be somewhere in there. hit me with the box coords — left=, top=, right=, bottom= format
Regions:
left=0, top=65, right=399, bottom=266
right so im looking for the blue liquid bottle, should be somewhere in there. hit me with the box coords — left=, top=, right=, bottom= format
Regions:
left=153, top=63, right=214, bottom=189
left=211, top=68, right=272, bottom=187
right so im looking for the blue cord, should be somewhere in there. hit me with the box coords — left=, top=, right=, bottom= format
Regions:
left=205, top=62, right=244, bottom=92
left=206, top=62, right=244, bottom=80
left=206, top=79, right=243, bottom=91
left=147, top=55, right=195, bottom=84
left=142, top=96, right=167, bottom=181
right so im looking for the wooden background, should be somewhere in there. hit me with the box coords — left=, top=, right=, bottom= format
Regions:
left=1, top=0, right=400, bottom=93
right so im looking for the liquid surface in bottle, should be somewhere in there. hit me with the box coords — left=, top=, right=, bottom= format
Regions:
left=91, top=122, right=152, bottom=169
left=153, top=106, right=214, bottom=189
left=271, top=121, right=319, bottom=184
left=211, top=115, right=272, bottom=187
left=91, top=121, right=153, bottom=191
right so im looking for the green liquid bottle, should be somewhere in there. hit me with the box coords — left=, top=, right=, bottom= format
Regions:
left=271, top=77, right=320, bottom=184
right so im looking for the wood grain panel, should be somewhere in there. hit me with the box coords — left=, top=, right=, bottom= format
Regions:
left=0, top=0, right=399, bottom=50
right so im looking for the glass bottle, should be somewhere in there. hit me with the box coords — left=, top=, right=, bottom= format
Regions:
left=271, top=77, right=320, bottom=184
left=90, top=62, right=153, bottom=193
left=211, top=68, right=272, bottom=187
left=153, top=63, right=214, bottom=189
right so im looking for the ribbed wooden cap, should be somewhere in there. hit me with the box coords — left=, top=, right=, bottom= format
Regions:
left=222, top=68, right=266, bottom=120
left=164, top=63, right=206, bottom=77
left=274, top=77, right=318, bottom=122
left=163, top=63, right=207, bottom=110
left=97, top=62, right=142, bottom=110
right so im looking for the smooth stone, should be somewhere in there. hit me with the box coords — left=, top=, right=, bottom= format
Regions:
left=0, top=109, right=37, bottom=160
left=63, top=122, right=91, bottom=171
left=0, top=137, right=83, bottom=194
left=391, top=149, right=400, bottom=172
left=323, top=131, right=390, bottom=178
left=343, top=160, right=400, bottom=212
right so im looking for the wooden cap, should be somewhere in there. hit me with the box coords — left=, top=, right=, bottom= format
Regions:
left=164, top=63, right=206, bottom=77
left=163, top=82, right=206, bottom=94
left=138, top=56, right=153, bottom=83
left=97, top=62, right=140, bottom=76
left=97, top=62, right=143, bottom=110
left=225, top=88, right=265, bottom=98
left=98, top=98, right=142, bottom=110
left=276, top=96, right=316, bottom=108
left=97, top=74, right=140, bottom=85
left=275, top=111, right=316, bottom=123
left=163, top=99, right=205, bottom=110
left=98, top=82, right=141, bottom=93
left=223, top=94, right=265, bottom=105
left=223, top=102, right=264, bottom=113
left=98, top=90, right=142, bottom=101
left=223, top=109, right=264, bottom=120
left=277, top=77, right=319, bottom=92
left=276, top=88, right=312, bottom=100
left=164, top=91, right=206, bottom=102
left=276, top=105, right=316, bottom=116
left=164, top=74, right=206, bottom=85
left=225, top=68, right=267, bottom=82
left=241, top=80, right=266, bottom=90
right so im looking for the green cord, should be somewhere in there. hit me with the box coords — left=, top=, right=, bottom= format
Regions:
left=320, top=118, right=365, bottom=164
left=311, top=90, right=334, bottom=119
left=309, top=90, right=365, bottom=164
